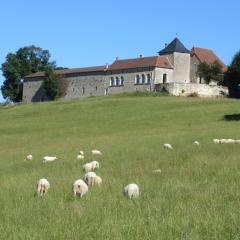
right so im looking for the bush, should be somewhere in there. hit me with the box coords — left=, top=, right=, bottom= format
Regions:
left=187, top=92, right=199, bottom=97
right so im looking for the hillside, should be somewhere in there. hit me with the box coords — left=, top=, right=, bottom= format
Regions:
left=0, top=94, right=240, bottom=239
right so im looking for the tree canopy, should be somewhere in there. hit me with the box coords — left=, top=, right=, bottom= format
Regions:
left=197, top=61, right=223, bottom=84
left=224, top=51, right=240, bottom=98
left=1, top=46, right=55, bottom=102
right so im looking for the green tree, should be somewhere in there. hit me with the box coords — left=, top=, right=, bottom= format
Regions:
left=42, top=67, right=60, bottom=100
left=224, top=51, right=240, bottom=98
left=197, top=61, right=223, bottom=84
left=1, top=46, right=55, bottom=102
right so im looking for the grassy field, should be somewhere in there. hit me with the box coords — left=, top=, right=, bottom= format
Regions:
left=0, top=94, right=240, bottom=239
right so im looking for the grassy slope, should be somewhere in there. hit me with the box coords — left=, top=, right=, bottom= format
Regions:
left=0, top=95, right=240, bottom=239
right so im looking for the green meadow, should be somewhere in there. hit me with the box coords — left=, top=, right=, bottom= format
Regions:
left=0, top=94, right=240, bottom=240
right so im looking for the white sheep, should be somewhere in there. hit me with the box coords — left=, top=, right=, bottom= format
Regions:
left=163, top=143, right=173, bottom=149
left=152, top=169, right=162, bottom=174
left=193, top=141, right=200, bottom=146
left=73, top=179, right=88, bottom=198
left=123, top=183, right=139, bottom=199
left=235, top=140, right=240, bottom=144
left=92, top=150, right=102, bottom=155
left=83, top=162, right=93, bottom=172
left=79, top=151, right=84, bottom=155
left=25, top=154, right=33, bottom=161
left=83, top=171, right=96, bottom=185
left=37, top=178, right=50, bottom=197
left=94, top=176, right=102, bottom=186
left=213, top=139, right=220, bottom=144
left=90, top=160, right=100, bottom=170
left=43, top=156, right=58, bottom=162
left=77, top=154, right=84, bottom=160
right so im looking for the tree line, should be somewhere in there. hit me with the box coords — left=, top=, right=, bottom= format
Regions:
left=1, top=46, right=240, bottom=102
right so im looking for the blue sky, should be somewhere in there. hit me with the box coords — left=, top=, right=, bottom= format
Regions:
left=0, top=0, right=239, bottom=101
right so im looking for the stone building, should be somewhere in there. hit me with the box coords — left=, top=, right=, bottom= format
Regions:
left=23, top=38, right=227, bottom=102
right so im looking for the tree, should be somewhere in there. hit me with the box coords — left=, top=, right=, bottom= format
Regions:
left=197, top=61, right=223, bottom=84
left=224, top=51, right=240, bottom=98
left=1, top=46, right=55, bottom=102
left=42, top=66, right=60, bottom=100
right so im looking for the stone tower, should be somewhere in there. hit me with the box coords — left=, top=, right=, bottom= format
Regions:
left=158, top=38, right=191, bottom=83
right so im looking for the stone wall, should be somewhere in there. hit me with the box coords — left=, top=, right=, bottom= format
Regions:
left=154, top=68, right=174, bottom=84
left=166, top=83, right=228, bottom=97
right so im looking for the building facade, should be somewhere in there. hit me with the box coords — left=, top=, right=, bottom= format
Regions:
left=23, top=38, right=227, bottom=102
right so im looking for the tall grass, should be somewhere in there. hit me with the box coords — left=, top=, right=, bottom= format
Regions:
left=0, top=95, right=240, bottom=239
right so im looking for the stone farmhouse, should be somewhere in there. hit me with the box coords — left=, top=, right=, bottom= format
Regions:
left=23, top=38, right=228, bottom=102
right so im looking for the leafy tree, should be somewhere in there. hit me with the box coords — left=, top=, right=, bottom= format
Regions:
left=197, top=61, right=223, bottom=84
left=224, top=51, right=240, bottom=98
left=42, top=67, right=60, bottom=100
left=1, top=46, right=55, bottom=102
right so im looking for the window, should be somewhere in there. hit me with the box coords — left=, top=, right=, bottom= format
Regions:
left=110, top=77, right=114, bottom=86
left=147, top=74, right=151, bottom=83
left=142, top=74, right=146, bottom=84
left=95, top=86, right=98, bottom=91
left=163, top=74, right=167, bottom=84
left=135, top=75, right=140, bottom=84
left=120, top=76, right=124, bottom=85
left=116, top=77, right=120, bottom=86
left=82, top=87, right=85, bottom=95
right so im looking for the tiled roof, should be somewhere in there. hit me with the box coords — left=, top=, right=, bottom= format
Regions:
left=108, top=56, right=173, bottom=71
left=191, top=47, right=227, bottom=72
left=24, top=65, right=106, bottom=78
left=158, top=38, right=190, bottom=55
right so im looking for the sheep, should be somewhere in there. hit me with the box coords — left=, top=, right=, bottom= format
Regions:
left=83, top=162, right=93, bottom=172
left=43, top=156, right=58, bottom=162
left=73, top=179, right=88, bottom=198
left=92, top=150, right=102, bottom=155
left=163, top=143, right=173, bottom=149
left=213, top=139, right=220, bottom=144
left=79, top=151, right=84, bottom=155
left=123, top=183, right=139, bottom=199
left=152, top=169, right=162, bottom=174
left=235, top=140, right=240, bottom=144
left=93, top=176, right=102, bottom=186
left=25, top=154, right=33, bottom=161
left=37, top=178, right=50, bottom=197
left=77, top=154, right=84, bottom=160
left=89, top=160, right=100, bottom=170
left=193, top=141, right=200, bottom=146
left=83, top=171, right=96, bottom=185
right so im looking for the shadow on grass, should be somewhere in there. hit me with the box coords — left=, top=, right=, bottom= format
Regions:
left=223, top=113, right=240, bottom=121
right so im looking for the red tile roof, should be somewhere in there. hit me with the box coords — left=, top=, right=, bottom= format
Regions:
left=24, top=65, right=107, bottom=78
left=108, top=56, right=173, bottom=71
left=191, top=47, right=227, bottom=72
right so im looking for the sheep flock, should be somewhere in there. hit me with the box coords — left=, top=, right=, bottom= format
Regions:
left=30, top=138, right=236, bottom=200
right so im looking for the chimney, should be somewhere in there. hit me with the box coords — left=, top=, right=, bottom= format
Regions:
left=139, top=54, right=144, bottom=58
left=115, top=56, right=119, bottom=60
left=105, top=63, right=109, bottom=70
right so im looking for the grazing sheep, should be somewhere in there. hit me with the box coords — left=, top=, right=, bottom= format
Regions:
left=92, top=150, right=102, bottom=155
left=163, top=143, right=173, bottom=149
left=152, top=169, right=162, bottom=174
left=79, top=151, right=84, bottom=155
left=83, top=172, right=97, bottom=185
left=73, top=179, right=88, bottom=198
left=213, top=139, right=220, bottom=144
left=123, top=183, right=139, bottom=199
left=37, top=178, right=50, bottom=197
left=77, top=154, right=84, bottom=160
left=90, top=160, right=100, bottom=170
left=25, top=154, right=33, bottom=161
left=43, top=156, right=58, bottom=162
left=193, top=141, right=200, bottom=146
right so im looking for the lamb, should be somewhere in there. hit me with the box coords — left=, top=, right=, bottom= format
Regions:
left=25, top=154, right=33, bottom=161
left=77, top=154, right=84, bottom=160
left=91, top=150, right=102, bottom=155
left=37, top=178, right=50, bottom=197
left=83, top=161, right=100, bottom=172
left=123, top=183, right=139, bottom=199
left=43, top=156, right=58, bottom=162
left=152, top=169, right=162, bottom=174
left=163, top=143, right=173, bottom=149
left=73, top=179, right=88, bottom=198
left=83, top=171, right=96, bottom=185
left=193, top=141, right=200, bottom=146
